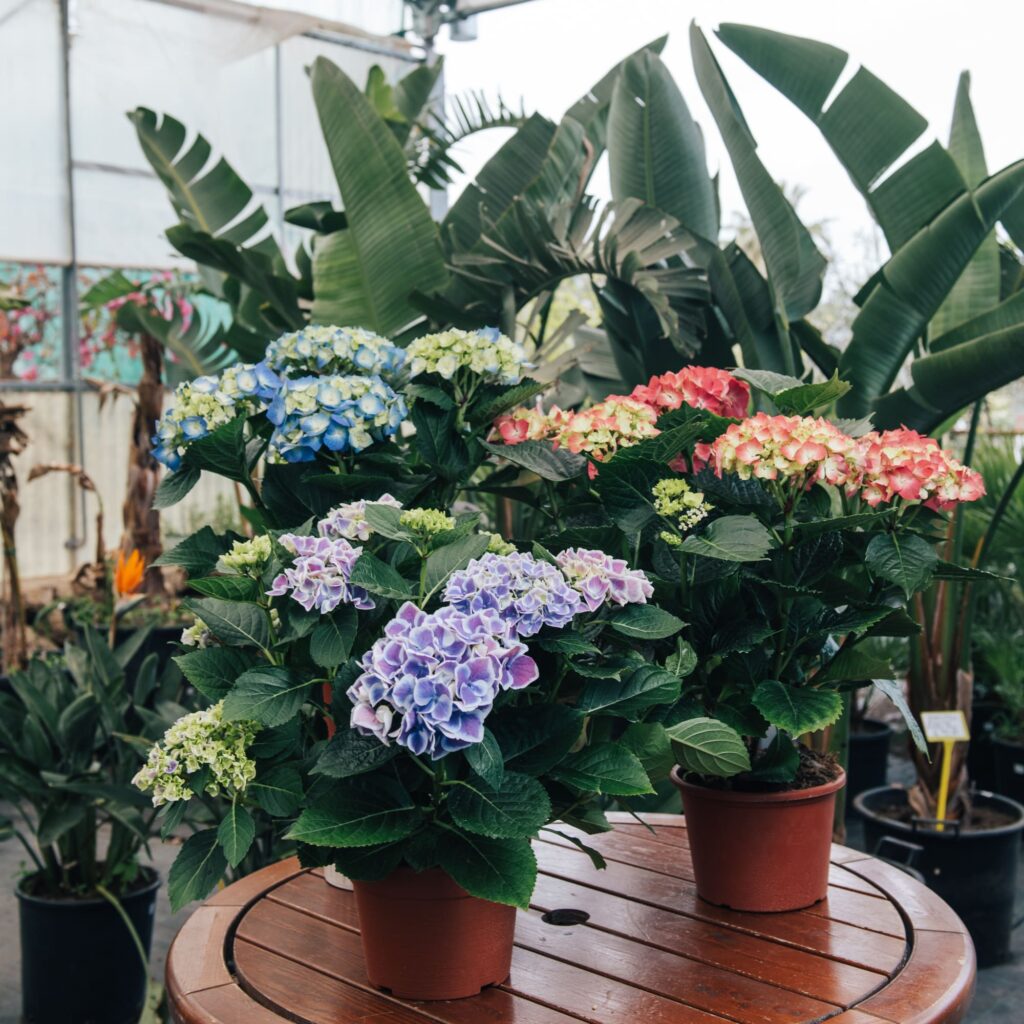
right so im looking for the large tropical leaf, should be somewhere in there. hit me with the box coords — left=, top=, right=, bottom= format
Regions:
left=690, top=24, right=825, bottom=333
left=930, top=73, right=999, bottom=338
left=715, top=25, right=966, bottom=251
left=607, top=50, right=718, bottom=241
left=309, top=57, right=448, bottom=335
left=838, top=160, right=1024, bottom=415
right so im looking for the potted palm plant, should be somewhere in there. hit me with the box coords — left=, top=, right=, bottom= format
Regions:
left=0, top=628, right=185, bottom=1024
left=135, top=324, right=681, bottom=1000
left=491, top=366, right=988, bottom=911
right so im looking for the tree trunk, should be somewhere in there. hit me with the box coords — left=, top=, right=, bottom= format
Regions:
left=0, top=402, right=29, bottom=671
left=122, top=335, right=164, bottom=593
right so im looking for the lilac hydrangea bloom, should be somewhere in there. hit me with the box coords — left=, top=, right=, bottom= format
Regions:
left=555, top=547, right=654, bottom=612
left=267, top=534, right=374, bottom=613
left=347, top=602, right=538, bottom=759
left=442, top=551, right=583, bottom=638
left=318, top=494, right=402, bottom=542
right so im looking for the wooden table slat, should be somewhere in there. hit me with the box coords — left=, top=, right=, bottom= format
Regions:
left=168, top=813, right=975, bottom=1024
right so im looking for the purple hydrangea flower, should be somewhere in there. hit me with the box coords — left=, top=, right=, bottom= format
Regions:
left=442, top=551, right=583, bottom=637
left=267, top=534, right=374, bottom=613
left=318, top=494, right=402, bottom=542
left=347, top=602, right=538, bottom=759
left=555, top=547, right=654, bottom=612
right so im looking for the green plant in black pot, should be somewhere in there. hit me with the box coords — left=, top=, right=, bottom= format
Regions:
left=0, top=626, right=185, bottom=1024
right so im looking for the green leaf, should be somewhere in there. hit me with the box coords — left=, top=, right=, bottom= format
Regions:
left=491, top=706, right=584, bottom=776
left=465, top=730, right=504, bottom=788
left=447, top=772, right=551, bottom=839
left=217, top=803, right=255, bottom=868
left=349, top=552, right=415, bottom=601
left=774, top=373, right=852, bottom=415
left=549, top=743, right=654, bottom=796
left=607, top=49, right=718, bottom=241
left=681, top=515, right=774, bottom=562
left=168, top=829, right=227, bottom=912
left=609, top=605, right=686, bottom=641
left=665, top=639, right=698, bottom=679
left=287, top=779, right=422, bottom=847
left=153, top=464, right=201, bottom=509
left=619, top=722, right=674, bottom=782
left=577, top=664, right=681, bottom=721
left=481, top=439, right=586, bottom=482
left=37, top=804, right=88, bottom=846
left=189, top=576, right=260, bottom=601
left=308, top=58, right=447, bottom=334
left=311, top=728, right=398, bottom=779
left=872, top=677, right=927, bottom=754
left=817, top=645, right=893, bottom=684
left=666, top=717, right=751, bottom=777
left=309, top=607, right=358, bottom=669
left=361, top=503, right=413, bottom=542
left=222, top=666, right=308, bottom=727
left=248, top=765, right=303, bottom=816
left=181, top=598, right=269, bottom=649
left=436, top=832, right=537, bottom=910
left=748, top=732, right=800, bottom=783
left=752, top=680, right=843, bottom=736
left=174, top=648, right=256, bottom=702
left=865, top=533, right=938, bottom=599
left=155, top=527, right=235, bottom=575
left=330, top=841, right=406, bottom=881
left=535, top=634, right=601, bottom=657
left=423, top=534, right=490, bottom=600
left=593, top=455, right=662, bottom=533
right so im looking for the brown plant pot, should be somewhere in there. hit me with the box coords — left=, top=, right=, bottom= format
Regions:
left=671, top=765, right=846, bottom=912
left=352, top=867, right=516, bottom=1000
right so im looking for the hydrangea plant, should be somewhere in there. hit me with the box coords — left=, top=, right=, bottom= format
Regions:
left=489, top=366, right=989, bottom=786
left=142, top=325, right=687, bottom=912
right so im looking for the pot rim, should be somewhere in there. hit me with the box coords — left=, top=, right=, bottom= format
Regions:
left=671, top=765, right=846, bottom=804
left=991, top=734, right=1024, bottom=752
left=15, top=865, right=160, bottom=907
left=853, top=784, right=1024, bottom=840
left=851, top=718, right=894, bottom=737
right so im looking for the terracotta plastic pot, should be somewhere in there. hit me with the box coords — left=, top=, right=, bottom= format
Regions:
left=352, top=867, right=516, bottom=1000
left=671, top=766, right=846, bottom=911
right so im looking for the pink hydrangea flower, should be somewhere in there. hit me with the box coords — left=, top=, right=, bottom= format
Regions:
left=695, top=412, right=860, bottom=487
left=558, top=396, right=661, bottom=479
left=555, top=548, right=654, bottom=611
left=493, top=404, right=570, bottom=445
left=853, top=428, right=985, bottom=511
left=630, top=367, right=750, bottom=420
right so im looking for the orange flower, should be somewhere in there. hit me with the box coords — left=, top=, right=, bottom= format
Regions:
left=115, top=549, right=145, bottom=596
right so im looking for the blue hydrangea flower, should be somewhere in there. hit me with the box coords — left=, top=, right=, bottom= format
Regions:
left=406, top=327, right=530, bottom=386
left=347, top=602, right=539, bottom=759
left=265, top=373, right=407, bottom=463
left=442, top=551, right=583, bottom=637
left=266, top=534, right=374, bottom=613
left=151, top=360, right=280, bottom=471
left=318, top=494, right=403, bottom=542
left=264, top=325, right=405, bottom=378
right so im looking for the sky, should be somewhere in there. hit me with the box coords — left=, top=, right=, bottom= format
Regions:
left=432, top=0, right=1024, bottom=260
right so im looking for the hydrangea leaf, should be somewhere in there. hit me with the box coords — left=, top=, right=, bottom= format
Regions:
left=447, top=772, right=551, bottom=839
left=248, top=765, right=303, bottom=816
left=577, top=664, right=681, bottom=720
left=181, top=597, right=270, bottom=649
left=217, top=803, right=255, bottom=869
left=609, top=604, right=686, bottom=640
left=548, top=743, right=654, bottom=796
left=287, top=779, right=423, bottom=847
left=222, top=667, right=308, bottom=727
left=174, top=648, right=257, bottom=702
left=666, top=717, right=751, bottom=777
left=168, top=829, right=227, bottom=912
left=865, top=532, right=938, bottom=598
left=681, top=515, right=774, bottom=562
left=465, top=729, right=504, bottom=788
left=309, top=606, right=358, bottom=669
left=436, top=832, right=537, bottom=909
left=311, top=728, right=398, bottom=779
left=752, top=680, right=843, bottom=736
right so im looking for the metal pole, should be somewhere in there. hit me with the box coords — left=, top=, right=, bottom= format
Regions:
left=59, top=0, right=87, bottom=568
left=274, top=42, right=285, bottom=234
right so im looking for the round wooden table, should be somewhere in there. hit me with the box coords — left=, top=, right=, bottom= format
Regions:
left=167, top=813, right=975, bottom=1024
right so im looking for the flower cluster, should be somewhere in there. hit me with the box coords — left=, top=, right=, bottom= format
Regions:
left=180, top=617, right=214, bottom=649
left=560, top=396, right=661, bottom=477
left=400, top=508, right=456, bottom=538
left=631, top=367, right=750, bottom=420
left=407, top=327, right=528, bottom=385
left=318, top=494, right=402, bottom=542
left=652, top=478, right=713, bottom=544
left=265, top=374, right=407, bottom=463
left=856, top=428, right=985, bottom=511
left=217, top=535, right=273, bottom=575
left=695, top=412, right=860, bottom=487
left=347, top=603, right=539, bottom=758
left=268, top=534, right=374, bottom=613
left=132, top=702, right=258, bottom=806
left=494, top=403, right=571, bottom=445
left=264, top=325, right=405, bottom=379
left=555, top=548, right=655, bottom=611
left=444, top=551, right=583, bottom=637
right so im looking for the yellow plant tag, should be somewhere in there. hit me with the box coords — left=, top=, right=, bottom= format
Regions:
left=921, top=711, right=970, bottom=831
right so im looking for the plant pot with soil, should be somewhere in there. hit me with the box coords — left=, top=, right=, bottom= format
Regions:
left=855, top=785, right=1024, bottom=966
left=133, top=326, right=682, bottom=1001
left=847, top=717, right=894, bottom=807
left=0, top=630, right=190, bottom=1024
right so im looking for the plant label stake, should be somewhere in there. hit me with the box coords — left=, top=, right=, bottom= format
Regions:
left=921, top=711, right=970, bottom=832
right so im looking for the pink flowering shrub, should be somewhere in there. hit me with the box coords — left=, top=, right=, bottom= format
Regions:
left=630, top=366, right=750, bottom=419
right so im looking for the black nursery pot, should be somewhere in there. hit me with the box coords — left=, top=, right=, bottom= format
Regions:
left=845, top=719, right=893, bottom=813
left=854, top=786, right=1024, bottom=967
left=967, top=700, right=1001, bottom=793
left=16, top=869, right=160, bottom=1024
left=993, top=736, right=1024, bottom=806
